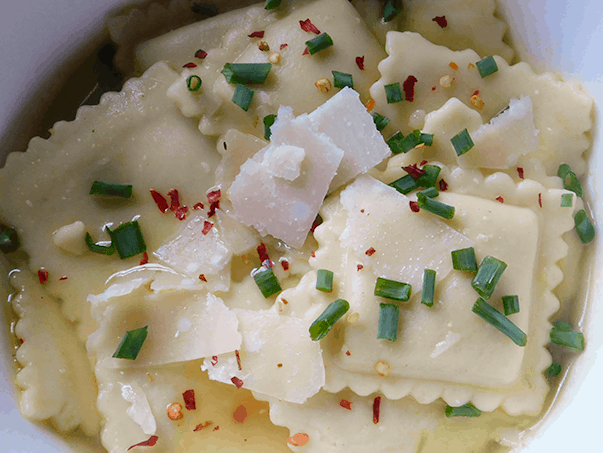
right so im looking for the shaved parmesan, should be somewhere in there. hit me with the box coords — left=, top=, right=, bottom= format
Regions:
left=120, top=382, right=156, bottom=435
left=52, top=221, right=87, bottom=255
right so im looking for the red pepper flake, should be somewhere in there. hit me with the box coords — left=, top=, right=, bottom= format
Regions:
left=439, top=179, right=449, bottom=192
left=286, top=433, right=310, bottom=447
left=302, top=47, right=309, bottom=56
left=280, top=43, right=288, bottom=50
left=277, top=363, right=283, bottom=367
left=248, top=30, right=265, bottom=38
left=207, top=189, right=221, bottom=204
left=168, top=189, right=181, bottom=211
left=198, top=274, right=207, bottom=282
left=231, top=377, right=244, bottom=389
left=193, top=421, right=212, bottom=431
left=281, top=259, right=290, bottom=271
left=213, top=426, right=220, bottom=431
left=365, top=247, right=376, bottom=257
left=310, top=215, right=323, bottom=233
left=449, top=62, right=459, bottom=70
left=235, top=350, right=242, bottom=371
left=193, top=202, right=204, bottom=210
left=432, top=16, right=448, bottom=28
left=468, top=63, right=476, bottom=69
left=127, top=436, right=159, bottom=451
left=150, top=190, right=169, bottom=213
left=366, top=98, right=376, bottom=111
left=409, top=201, right=420, bottom=213
left=496, top=196, right=504, bottom=203
left=420, top=160, right=428, bottom=166
left=183, top=389, right=196, bottom=411
left=211, top=355, right=218, bottom=366
left=207, top=200, right=220, bottom=218
left=372, top=396, right=381, bottom=424
left=194, top=49, right=208, bottom=59
left=355, top=56, right=365, bottom=70
left=432, top=86, right=436, bottom=91
left=402, top=164, right=426, bottom=179
left=345, top=350, right=351, bottom=356
left=19, top=338, right=24, bottom=344
left=174, top=206, right=189, bottom=221
left=310, top=251, right=316, bottom=258
left=299, top=18, right=320, bottom=34
left=182, top=62, right=197, bottom=69
left=403, top=75, right=418, bottom=102
left=59, top=276, right=68, bottom=281
left=517, top=167, right=525, bottom=179
left=233, top=405, right=248, bottom=424
left=538, top=193, right=543, bottom=208
left=38, top=270, right=49, bottom=285
left=139, top=252, right=149, bottom=265
left=339, top=399, right=353, bottom=410
left=357, top=264, right=364, bottom=271
left=257, top=243, right=272, bottom=268
left=202, top=221, right=213, bottom=235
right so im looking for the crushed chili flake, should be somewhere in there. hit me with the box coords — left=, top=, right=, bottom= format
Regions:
left=182, top=62, right=197, bottom=68
left=302, top=47, right=309, bottom=56
left=258, top=41, right=270, bottom=51
left=339, top=399, right=353, bottom=410
left=183, top=389, right=196, bottom=411
left=355, top=56, right=365, bottom=70
left=174, top=206, right=189, bottom=221
left=281, top=298, right=289, bottom=305
left=449, top=62, right=459, bottom=70
left=207, top=189, right=221, bottom=204
left=420, top=159, right=428, bottom=166
left=277, top=363, right=283, bottom=367
left=299, top=18, right=320, bottom=34
left=409, top=201, right=420, bottom=213
left=233, top=405, right=248, bottom=424
left=256, top=243, right=272, bottom=268
left=150, top=190, right=169, bottom=213
left=403, top=75, right=418, bottom=102
left=310, top=251, right=316, bottom=258
left=357, top=264, right=364, bottom=271
left=167, top=402, right=183, bottom=420
left=38, top=270, right=49, bottom=285
left=439, top=179, right=449, bottom=191
left=235, top=350, right=242, bottom=371
left=202, top=221, right=213, bottom=235
left=248, top=30, right=265, bottom=38
left=432, top=15, right=448, bottom=28
left=468, top=63, right=476, bottom=69
left=346, top=350, right=351, bottom=356
left=286, top=433, right=310, bottom=447
left=127, top=436, right=159, bottom=450
left=538, top=193, right=543, bottom=208
left=59, top=276, right=68, bottom=281
left=372, top=396, right=381, bottom=424
left=472, top=90, right=480, bottom=97
left=365, top=247, right=376, bottom=256
left=199, top=274, right=207, bottom=282
left=211, top=355, right=218, bottom=366
left=280, top=43, right=288, bottom=50
left=310, top=215, right=323, bottom=233
left=195, top=49, right=208, bottom=59
left=281, top=259, right=290, bottom=271
left=213, top=426, right=220, bottom=431
left=231, top=376, right=244, bottom=389
left=517, top=167, right=525, bottom=179
left=139, top=252, right=149, bottom=265
left=402, top=164, right=426, bottom=179
left=207, top=200, right=220, bottom=218
left=168, top=189, right=181, bottom=211
left=194, top=421, right=212, bottom=431
left=496, top=196, right=504, bottom=203
left=432, top=86, right=436, bottom=91
left=192, top=202, right=204, bottom=210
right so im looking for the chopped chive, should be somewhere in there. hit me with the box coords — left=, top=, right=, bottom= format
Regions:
left=451, top=128, right=474, bottom=156
left=383, top=0, right=403, bottom=22
left=316, top=269, right=334, bottom=293
left=502, top=295, right=520, bottom=316
left=389, top=174, right=418, bottom=195
left=187, top=75, right=202, bottom=92
left=419, top=133, right=434, bottom=146
left=472, top=298, right=527, bottom=346
left=112, top=326, right=148, bottom=360
left=106, top=221, right=146, bottom=259
left=309, top=299, right=349, bottom=341
left=374, top=277, right=411, bottom=301
left=378, top=303, right=400, bottom=341
left=85, top=232, right=114, bottom=255
left=574, top=209, right=595, bottom=243
left=550, top=323, right=585, bottom=350
left=263, top=114, right=277, bottom=140
left=384, top=83, right=403, bottom=104
left=305, top=32, right=333, bottom=55
left=561, top=193, right=573, bottom=207
left=89, top=181, right=132, bottom=198
left=421, top=269, right=436, bottom=307
left=371, top=112, right=390, bottom=132
left=386, top=132, right=405, bottom=155
left=0, top=228, right=20, bottom=253
left=332, top=71, right=353, bottom=89
left=445, top=403, right=481, bottom=418
left=253, top=267, right=282, bottom=298
left=265, top=0, right=281, bottom=9
left=471, top=256, right=507, bottom=299
left=416, top=165, right=441, bottom=188
left=476, top=56, right=498, bottom=78
left=557, top=164, right=583, bottom=197
left=451, top=247, right=478, bottom=272
left=418, top=187, right=438, bottom=198
left=221, top=63, right=272, bottom=85
left=232, top=84, right=254, bottom=111
left=417, top=192, right=455, bottom=219
left=400, top=131, right=421, bottom=152
left=546, top=362, right=562, bottom=377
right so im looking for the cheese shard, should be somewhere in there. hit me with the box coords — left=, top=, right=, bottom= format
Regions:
left=339, top=175, right=473, bottom=292
left=203, top=308, right=325, bottom=404
left=120, top=382, right=156, bottom=436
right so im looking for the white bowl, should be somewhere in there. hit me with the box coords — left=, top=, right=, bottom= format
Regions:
left=0, top=1, right=601, bottom=451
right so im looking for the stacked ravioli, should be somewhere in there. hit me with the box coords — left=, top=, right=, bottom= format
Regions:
left=0, top=1, right=594, bottom=452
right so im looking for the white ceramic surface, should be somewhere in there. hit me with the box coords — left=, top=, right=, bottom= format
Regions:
left=0, top=1, right=601, bottom=452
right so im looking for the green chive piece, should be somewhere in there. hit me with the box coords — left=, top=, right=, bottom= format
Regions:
left=557, top=164, right=583, bottom=197
left=106, top=221, right=146, bottom=259
left=417, top=192, right=455, bottom=219
left=502, top=295, right=520, bottom=316
left=309, top=299, right=350, bottom=341
left=378, top=303, right=400, bottom=341
left=316, top=269, right=334, bottom=293
left=547, top=362, right=562, bottom=377
left=472, top=298, right=527, bottom=347
left=85, top=232, right=114, bottom=255
left=451, top=128, right=474, bottom=156
left=387, top=132, right=405, bottom=155
left=471, top=256, right=507, bottom=299
left=451, top=247, right=478, bottom=272
left=383, top=0, right=403, bottom=22
left=416, top=165, right=441, bottom=188
left=561, top=193, right=573, bottom=207
left=476, top=56, right=498, bottom=78
left=253, top=267, right=282, bottom=298
left=550, top=323, right=585, bottom=350
left=306, top=32, right=333, bottom=55
left=400, top=130, right=421, bottom=152
left=445, top=403, right=482, bottom=418
left=89, top=181, right=133, bottom=198
left=112, top=326, right=148, bottom=360
left=554, top=321, right=572, bottom=331
left=221, top=63, right=272, bottom=85
left=332, top=70, right=353, bottom=89
left=384, top=82, right=403, bottom=104
left=374, top=277, right=411, bottom=301
left=265, top=0, right=281, bottom=9
left=263, top=114, right=277, bottom=140
left=574, top=209, right=595, bottom=243
left=232, top=84, right=254, bottom=111
left=420, top=133, right=434, bottom=146
left=418, top=187, right=438, bottom=198
left=186, top=75, right=202, bottom=92
left=389, top=174, right=418, bottom=195
left=0, top=228, right=20, bottom=253
left=371, top=112, right=390, bottom=132
left=421, top=269, right=436, bottom=307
